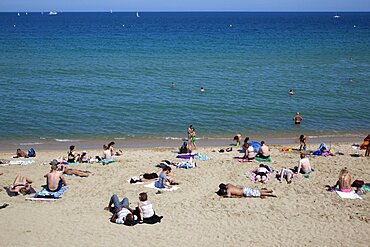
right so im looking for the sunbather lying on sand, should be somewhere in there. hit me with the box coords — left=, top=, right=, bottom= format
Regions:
left=104, top=195, right=138, bottom=225
left=8, top=175, right=33, bottom=195
left=59, top=164, right=92, bottom=177
left=130, top=172, right=159, bottom=183
left=216, top=183, right=276, bottom=198
left=278, top=168, right=295, bottom=184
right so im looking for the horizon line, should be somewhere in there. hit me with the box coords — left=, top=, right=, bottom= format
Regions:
left=1, top=10, right=370, bottom=13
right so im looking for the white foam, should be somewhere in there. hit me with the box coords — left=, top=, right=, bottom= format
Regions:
left=20, top=142, right=43, bottom=146
left=114, top=137, right=126, bottom=140
left=55, top=139, right=80, bottom=142
left=165, top=137, right=183, bottom=140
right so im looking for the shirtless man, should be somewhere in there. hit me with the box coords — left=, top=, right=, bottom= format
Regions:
left=8, top=175, right=33, bottom=195
left=257, top=141, right=270, bottom=159
left=58, top=164, right=92, bottom=177
left=297, top=153, right=312, bottom=174
left=45, top=164, right=67, bottom=192
left=216, top=183, right=276, bottom=198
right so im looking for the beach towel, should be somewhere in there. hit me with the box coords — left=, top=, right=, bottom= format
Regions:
left=176, top=154, right=196, bottom=159
left=3, top=160, right=35, bottom=166
left=255, top=157, right=271, bottom=162
left=177, top=161, right=196, bottom=169
left=237, top=158, right=255, bottom=162
left=127, top=176, right=144, bottom=184
left=32, top=186, right=68, bottom=199
left=5, top=187, right=36, bottom=197
left=195, top=154, right=210, bottom=161
left=335, top=189, right=362, bottom=200
left=144, top=181, right=179, bottom=192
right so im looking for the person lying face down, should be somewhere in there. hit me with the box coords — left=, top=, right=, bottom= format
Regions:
left=216, top=183, right=276, bottom=198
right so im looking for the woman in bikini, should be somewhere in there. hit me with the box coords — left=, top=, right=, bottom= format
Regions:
left=331, top=167, right=352, bottom=192
left=8, top=175, right=33, bottom=195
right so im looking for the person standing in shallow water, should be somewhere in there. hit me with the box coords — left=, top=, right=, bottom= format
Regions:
left=294, top=112, right=302, bottom=124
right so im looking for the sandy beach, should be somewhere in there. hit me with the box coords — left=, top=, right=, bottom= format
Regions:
left=0, top=141, right=369, bottom=247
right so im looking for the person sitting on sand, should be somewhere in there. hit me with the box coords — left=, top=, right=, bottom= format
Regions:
left=257, top=141, right=270, bottom=159
left=233, top=134, right=242, bottom=146
left=154, top=166, right=177, bottom=189
left=138, top=192, right=163, bottom=224
left=360, top=134, right=370, bottom=157
left=8, top=175, right=33, bottom=195
left=79, top=151, right=92, bottom=163
left=278, top=168, right=295, bottom=184
left=67, top=145, right=80, bottom=163
left=299, top=134, right=307, bottom=151
left=243, top=143, right=256, bottom=161
left=293, top=112, right=302, bottom=124
left=104, top=195, right=138, bottom=225
left=296, top=153, right=312, bottom=174
left=330, top=167, right=352, bottom=192
left=44, top=163, right=67, bottom=192
left=216, top=183, right=276, bottom=198
left=96, top=145, right=114, bottom=164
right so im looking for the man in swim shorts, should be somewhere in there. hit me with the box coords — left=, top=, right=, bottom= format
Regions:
left=44, top=163, right=67, bottom=192
left=216, top=183, right=276, bottom=198
left=294, top=112, right=302, bottom=124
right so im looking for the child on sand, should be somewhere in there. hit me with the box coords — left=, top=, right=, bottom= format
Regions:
left=299, top=134, right=307, bottom=151
left=233, top=134, right=242, bottom=146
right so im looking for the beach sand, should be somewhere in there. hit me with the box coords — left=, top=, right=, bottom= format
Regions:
left=0, top=142, right=369, bottom=247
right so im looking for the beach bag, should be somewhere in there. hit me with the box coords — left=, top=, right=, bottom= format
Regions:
left=28, top=148, right=36, bottom=157
left=351, top=180, right=364, bottom=188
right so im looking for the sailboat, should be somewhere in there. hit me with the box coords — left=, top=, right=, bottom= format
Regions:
left=17, top=12, right=20, bottom=16
left=49, top=11, right=58, bottom=16
left=110, top=9, right=113, bottom=14
left=136, top=12, right=140, bottom=17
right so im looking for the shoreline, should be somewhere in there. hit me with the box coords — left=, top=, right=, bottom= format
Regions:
left=0, top=133, right=366, bottom=151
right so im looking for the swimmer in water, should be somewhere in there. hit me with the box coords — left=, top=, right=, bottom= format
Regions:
left=200, top=87, right=205, bottom=92
left=288, top=89, right=295, bottom=95
left=171, top=82, right=175, bottom=88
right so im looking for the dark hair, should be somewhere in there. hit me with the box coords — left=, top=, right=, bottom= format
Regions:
left=103, top=144, right=108, bottom=150
left=299, top=134, right=304, bottom=139
left=139, top=192, right=148, bottom=201
left=163, top=166, right=172, bottom=172
left=69, top=145, right=75, bottom=151
left=300, top=153, right=305, bottom=158
left=261, top=141, right=265, bottom=145
left=244, top=137, right=250, bottom=143
left=108, top=141, right=115, bottom=147
left=216, top=184, right=227, bottom=196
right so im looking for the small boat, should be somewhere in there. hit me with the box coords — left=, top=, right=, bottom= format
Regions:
left=17, top=12, right=20, bottom=16
left=136, top=12, right=140, bottom=17
left=333, top=13, right=340, bottom=18
left=48, top=11, right=58, bottom=16
left=110, top=9, right=113, bottom=14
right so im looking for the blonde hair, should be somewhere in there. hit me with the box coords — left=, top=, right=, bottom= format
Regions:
left=339, top=167, right=349, bottom=180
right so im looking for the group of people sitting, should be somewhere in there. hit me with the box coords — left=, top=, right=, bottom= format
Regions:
left=242, top=140, right=271, bottom=161
left=105, top=192, right=163, bottom=225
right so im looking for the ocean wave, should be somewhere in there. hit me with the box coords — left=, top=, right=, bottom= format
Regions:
left=164, top=137, right=183, bottom=140
left=20, top=142, right=43, bottom=145
left=114, top=137, right=126, bottom=140
left=55, top=139, right=80, bottom=142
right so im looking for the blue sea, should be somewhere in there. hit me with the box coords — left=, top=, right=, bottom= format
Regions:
left=0, top=12, right=369, bottom=145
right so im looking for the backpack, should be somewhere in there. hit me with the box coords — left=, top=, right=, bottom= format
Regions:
left=28, top=148, right=36, bottom=157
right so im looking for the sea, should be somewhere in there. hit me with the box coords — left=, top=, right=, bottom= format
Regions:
left=0, top=12, right=369, bottom=149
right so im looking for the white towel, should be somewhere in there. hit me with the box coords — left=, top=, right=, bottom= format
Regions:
left=144, top=181, right=179, bottom=191
left=335, top=189, right=362, bottom=199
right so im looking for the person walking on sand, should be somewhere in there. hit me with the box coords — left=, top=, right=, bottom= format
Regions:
left=294, top=112, right=302, bottom=124
left=299, top=134, right=307, bottom=151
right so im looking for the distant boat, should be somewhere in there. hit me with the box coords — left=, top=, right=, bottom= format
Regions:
left=49, top=11, right=58, bottom=16
left=110, top=9, right=113, bottom=14
left=25, top=12, right=28, bottom=15
left=136, top=12, right=140, bottom=17
left=334, top=13, right=340, bottom=19
left=17, top=12, right=20, bottom=16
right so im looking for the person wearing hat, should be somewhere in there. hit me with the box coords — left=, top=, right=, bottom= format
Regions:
left=293, top=112, right=302, bottom=124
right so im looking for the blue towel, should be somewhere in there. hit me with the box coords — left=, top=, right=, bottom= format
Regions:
left=35, top=186, right=68, bottom=198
